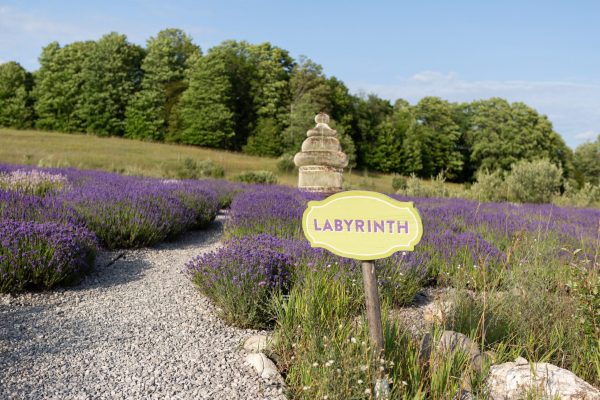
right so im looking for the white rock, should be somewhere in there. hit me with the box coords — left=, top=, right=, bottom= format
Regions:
left=243, top=335, right=269, bottom=352
left=487, top=362, right=600, bottom=400
left=514, top=356, right=528, bottom=365
left=245, top=353, right=280, bottom=380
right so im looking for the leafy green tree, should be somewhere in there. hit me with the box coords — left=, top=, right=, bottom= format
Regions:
left=33, top=40, right=96, bottom=132
left=407, top=97, right=464, bottom=179
left=371, top=100, right=414, bottom=173
left=0, top=61, right=34, bottom=128
left=77, top=32, right=144, bottom=136
left=573, top=135, right=600, bottom=185
left=353, top=94, right=394, bottom=169
left=175, top=50, right=236, bottom=148
left=243, top=117, right=283, bottom=156
left=281, top=57, right=330, bottom=154
left=243, top=43, right=294, bottom=156
left=466, top=98, right=572, bottom=178
left=125, top=29, right=200, bottom=141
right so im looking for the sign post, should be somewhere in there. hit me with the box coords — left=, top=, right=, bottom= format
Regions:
left=302, top=190, right=423, bottom=399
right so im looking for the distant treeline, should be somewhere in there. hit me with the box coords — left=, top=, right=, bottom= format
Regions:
left=0, top=29, right=598, bottom=184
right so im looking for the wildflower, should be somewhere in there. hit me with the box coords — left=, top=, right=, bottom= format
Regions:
left=357, top=380, right=363, bottom=384
left=350, top=337, right=357, bottom=344
left=303, top=386, right=310, bottom=391
left=364, top=388, right=371, bottom=394
left=312, top=362, right=319, bottom=367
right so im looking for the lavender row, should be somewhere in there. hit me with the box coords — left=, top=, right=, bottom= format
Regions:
left=0, top=163, right=241, bottom=292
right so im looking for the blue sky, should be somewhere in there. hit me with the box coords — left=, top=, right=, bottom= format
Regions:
left=1, top=0, right=599, bottom=148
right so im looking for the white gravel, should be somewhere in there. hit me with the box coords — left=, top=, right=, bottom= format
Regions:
left=0, top=214, right=285, bottom=399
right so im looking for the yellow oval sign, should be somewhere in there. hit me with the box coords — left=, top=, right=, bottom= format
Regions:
left=302, top=191, right=423, bottom=260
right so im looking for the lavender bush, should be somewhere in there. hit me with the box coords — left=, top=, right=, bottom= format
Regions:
left=0, top=219, right=97, bottom=293
left=0, top=163, right=232, bottom=291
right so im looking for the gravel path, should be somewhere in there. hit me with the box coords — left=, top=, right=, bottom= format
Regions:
left=0, top=214, right=285, bottom=400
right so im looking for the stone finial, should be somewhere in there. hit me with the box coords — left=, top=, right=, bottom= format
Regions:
left=294, top=113, right=348, bottom=193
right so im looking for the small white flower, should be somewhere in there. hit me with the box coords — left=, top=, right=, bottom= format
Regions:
left=357, top=379, right=363, bottom=384
left=303, top=386, right=310, bottom=391
left=364, top=388, right=371, bottom=394
left=350, top=337, right=357, bottom=344
left=312, top=362, right=319, bottom=367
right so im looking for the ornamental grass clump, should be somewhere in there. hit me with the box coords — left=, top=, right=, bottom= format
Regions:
left=0, top=219, right=97, bottom=293
left=186, top=234, right=295, bottom=328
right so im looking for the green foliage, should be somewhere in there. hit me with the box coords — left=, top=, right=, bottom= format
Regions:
left=77, top=33, right=145, bottom=136
left=505, top=159, right=562, bottom=204
left=33, top=35, right=144, bottom=136
left=573, top=135, right=600, bottom=185
left=0, top=61, right=34, bottom=128
left=276, top=153, right=296, bottom=173
left=173, top=158, right=224, bottom=179
left=175, top=52, right=236, bottom=148
left=1, top=30, right=582, bottom=185
left=469, top=169, right=508, bottom=202
left=407, top=97, right=465, bottom=179
left=243, top=117, right=283, bottom=156
left=392, top=175, right=407, bottom=191
left=33, top=41, right=96, bottom=132
left=125, top=29, right=200, bottom=141
left=466, top=98, right=572, bottom=177
left=554, top=182, right=600, bottom=208
left=233, top=170, right=277, bottom=184
left=399, top=172, right=450, bottom=198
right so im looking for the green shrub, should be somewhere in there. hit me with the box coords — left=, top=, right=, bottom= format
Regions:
left=469, top=169, right=507, bottom=202
left=392, top=175, right=407, bottom=192
left=276, top=153, right=296, bottom=173
left=505, top=159, right=562, bottom=204
left=554, top=182, right=600, bottom=208
left=174, top=158, right=224, bottom=179
left=234, top=170, right=277, bottom=184
left=399, top=172, right=449, bottom=198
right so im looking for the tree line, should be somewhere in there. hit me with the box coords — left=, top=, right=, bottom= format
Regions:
left=0, top=28, right=598, bottom=185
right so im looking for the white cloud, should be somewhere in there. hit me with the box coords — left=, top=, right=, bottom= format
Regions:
left=348, top=72, right=600, bottom=149
left=0, top=6, right=82, bottom=38
left=575, top=131, right=597, bottom=141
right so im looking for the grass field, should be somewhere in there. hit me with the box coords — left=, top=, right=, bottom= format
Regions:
left=0, top=128, right=467, bottom=194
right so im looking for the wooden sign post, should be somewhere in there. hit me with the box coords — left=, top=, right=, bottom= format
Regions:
left=302, top=190, right=423, bottom=398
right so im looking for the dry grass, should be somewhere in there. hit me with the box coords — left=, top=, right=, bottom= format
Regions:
left=0, top=128, right=465, bottom=193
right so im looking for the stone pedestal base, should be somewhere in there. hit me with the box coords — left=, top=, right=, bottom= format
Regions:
left=298, top=166, right=343, bottom=193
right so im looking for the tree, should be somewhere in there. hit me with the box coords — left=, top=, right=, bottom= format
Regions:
left=370, top=100, right=414, bottom=173
left=77, top=32, right=144, bottom=136
left=174, top=51, right=236, bottom=148
left=281, top=57, right=330, bottom=155
left=407, top=97, right=464, bottom=179
left=0, top=61, right=34, bottom=128
left=33, top=40, right=96, bottom=132
left=125, top=29, right=200, bottom=141
left=353, top=94, right=394, bottom=169
left=466, top=98, right=572, bottom=178
left=573, top=135, right=600, bottom=185
left=243, top=43, right=294, bottom=156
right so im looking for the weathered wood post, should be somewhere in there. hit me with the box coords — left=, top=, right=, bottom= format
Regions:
left=293, top=112, right=348, bottom=193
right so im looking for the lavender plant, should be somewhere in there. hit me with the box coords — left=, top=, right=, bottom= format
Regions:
left=0, top=219, right=97, bottom=292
